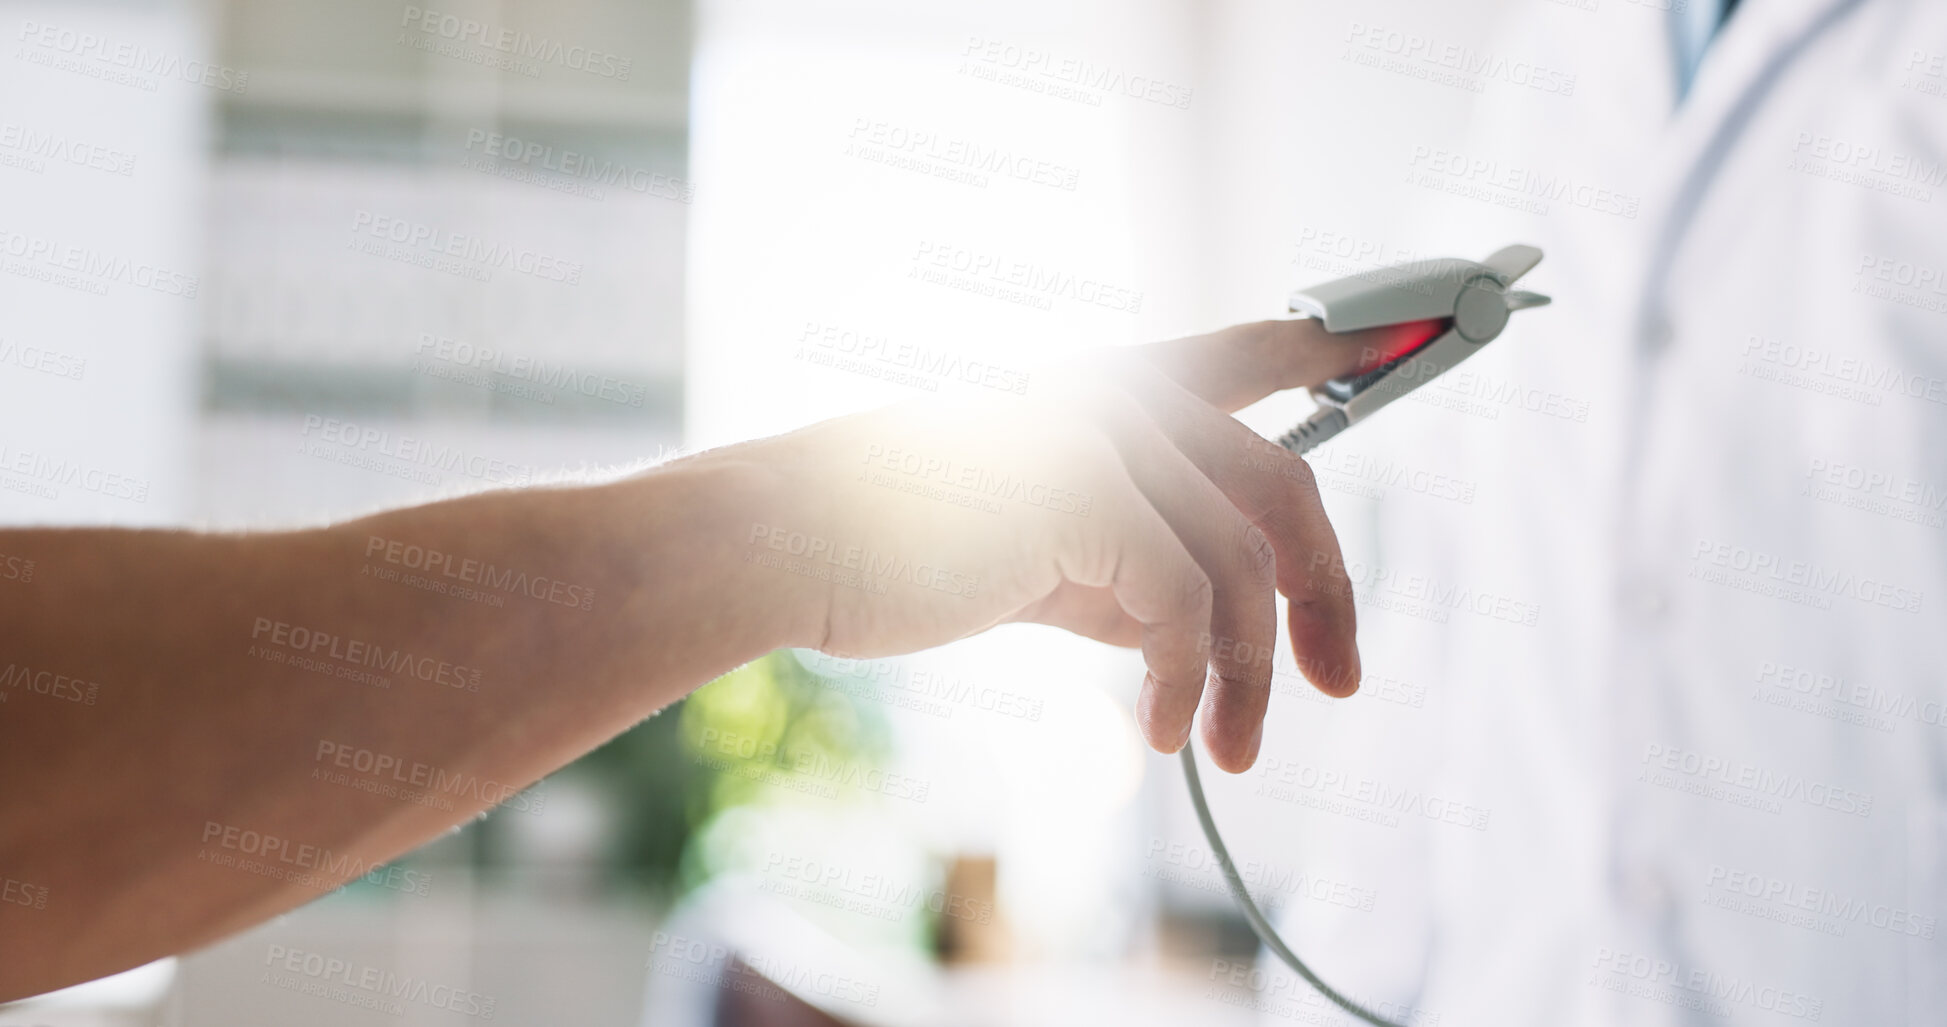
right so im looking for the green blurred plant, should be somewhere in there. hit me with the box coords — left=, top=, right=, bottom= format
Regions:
left=569, top=649, right=892, bottom=904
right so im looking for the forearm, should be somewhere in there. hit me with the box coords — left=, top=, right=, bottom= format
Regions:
left=0, top=318, right=1376, bottom=1000
left=0, top=449, right=809, bottom=998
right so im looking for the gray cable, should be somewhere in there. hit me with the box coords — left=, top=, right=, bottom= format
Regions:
left=1178, top=402, right=1405, bottom=1027
left=1180, top=744, right=1405, bottom=1027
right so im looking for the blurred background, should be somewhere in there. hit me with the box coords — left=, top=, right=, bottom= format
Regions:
left=0, top=0, right=1546, bottom=1023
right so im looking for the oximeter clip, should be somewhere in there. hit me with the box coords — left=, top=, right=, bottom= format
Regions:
left=1276, top=245, right=1550, bottom=454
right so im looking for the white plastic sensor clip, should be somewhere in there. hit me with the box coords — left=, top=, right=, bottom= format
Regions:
left=1275, top=245, right=1551, bottom=454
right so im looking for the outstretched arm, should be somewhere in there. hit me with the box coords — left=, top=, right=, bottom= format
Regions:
left=0, top=318, right=1421, bottom=1001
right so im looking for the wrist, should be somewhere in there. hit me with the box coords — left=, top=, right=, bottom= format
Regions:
left=637, top=443, right=831, bottom=657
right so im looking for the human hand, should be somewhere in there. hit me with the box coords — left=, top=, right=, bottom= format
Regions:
left=727, top=317, right=1443, bottom=772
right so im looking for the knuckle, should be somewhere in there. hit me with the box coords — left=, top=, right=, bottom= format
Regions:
left=1239, top=525, right=1278, bottom=589
left=1308, top=567, right=1356, bottom=606
left=1280, top=451, right=1319, bottom=490
left=1289, top=593, right=1334, bottom=621
left=1210, top=667, right=1270, bottom=701
left=1176, top=570, right=1215, bottom=620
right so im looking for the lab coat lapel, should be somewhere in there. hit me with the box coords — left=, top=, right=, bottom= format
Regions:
left=1634, top=0, right=1869, bottom=326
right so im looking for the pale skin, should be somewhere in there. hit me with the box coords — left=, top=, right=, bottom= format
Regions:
left=0, top=317, right=1440, bottom=1001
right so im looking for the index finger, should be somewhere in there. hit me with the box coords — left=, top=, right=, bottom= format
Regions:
left=1137, top=318, right=1447, bottom=414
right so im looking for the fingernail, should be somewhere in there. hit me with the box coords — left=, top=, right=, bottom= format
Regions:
left=1244, top=720, right=1264, bottom=768
left=1174, top=716, right=1194, bottom=753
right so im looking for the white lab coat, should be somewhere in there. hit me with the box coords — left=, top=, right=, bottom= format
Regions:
left=1257, top=0, right=1947, bottom=1023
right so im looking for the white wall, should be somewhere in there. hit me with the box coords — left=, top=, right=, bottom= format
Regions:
left=0, top=0, right=211, bottom=526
